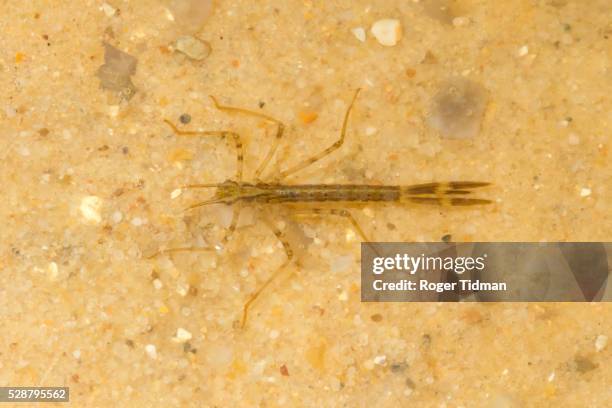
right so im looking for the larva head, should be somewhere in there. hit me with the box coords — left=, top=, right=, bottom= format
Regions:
left=214, top=179, right=242, bottom=203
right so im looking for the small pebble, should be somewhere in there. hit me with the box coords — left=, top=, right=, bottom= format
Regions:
left=109, top=105, right=120, bottom=117
left=145, top=344, right=158, bottom=359
left=97, top=43, right=138, bottom=99
left=517, top=45, right=529, bottom=57
left=179, top=113, right=191, bottom=124
left=47, top=262, right=59, bottom=280
left=80, top=196, right=103, bottom=224
left=111, top=211, right=123, bottom=224
left=171, top=188, right=182, bottom=199
left=351, top=27, right=366, bottom=42
left=298, top=111, right=318, bottom=124
left=100, top=3, right=116, bottom=17
left=131, top=217, right=144, bottom=226
left=371, top=19, right=402, bottom=47
left=153, top=279, right=163, bottom=290
left=168, top=0, right=213, bottom=33
left=173, top=328, right=192, bottom=343
left=269, top=330, right=280, bottom=340
left=72, top=349, right=81, bottom=359
left=580, top=188, right=591, bottom=197
left=374, top=355, right=387, bottom=365
left=595, top=335, right=608, bottom=352
left=176, top=282, right=189, bottom=297
left=427, top=78, right=488, bottom=139
left=175, top=36, right=211, bottom=61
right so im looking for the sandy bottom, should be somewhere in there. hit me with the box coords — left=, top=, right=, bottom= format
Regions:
left=1, top=0, right=610, bottom=406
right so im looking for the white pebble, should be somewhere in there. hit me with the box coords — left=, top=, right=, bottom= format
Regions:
left=171, top=188, right=182, bottom=199
left=111, top=211, right=123, bottom=224
left=374, top=355, right=387, bottom=365
left=108, top=105, right=120, bottom=117
left=72, top=349, right=81, bottom=359
left=145, top=344, right=158, bottom=359
left=47, top=262, right=59, bottom=280
left=153, top=279, right=163, bottom=290
left=517, top=45, right=529, bottom=57
left=371, top=19, right=402, bottom=47
left=595, top=335, right=608, bottom=352
left=176, top=282, right=189, bottom=297
left=172, top=327, right=192, bottom=343
left=101, top=3, right=116, bottom=17
left=351, top=27, right=366, bottom=42
left=131, top=217, right=143, bottom=226
left=269, top=330, right=280, bottom=339
left=80, top=196, right=103, bottom=224
left=164, top=8, right=175, bottom=21
left=580, top=188, right=591, bottom=197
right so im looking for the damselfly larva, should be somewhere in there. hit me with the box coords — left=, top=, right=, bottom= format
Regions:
left=154, top=88, right=491, bottom=328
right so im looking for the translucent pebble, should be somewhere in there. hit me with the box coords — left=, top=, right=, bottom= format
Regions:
left=175, top=36, right=211, bottom=61
left=371, top=19, right=402, bottom=46
left=168, top=0, right=214, bottom=34
left=96, top=43, right=138, bottom=100
left=427, top=78, right=488, bottom=139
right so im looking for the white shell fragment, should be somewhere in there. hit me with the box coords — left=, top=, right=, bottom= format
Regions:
left=427, top=78, right=488, bottom=139
left=371, top=19, right=402, bottom=47
left=174, top=36, right=211, bottom=61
